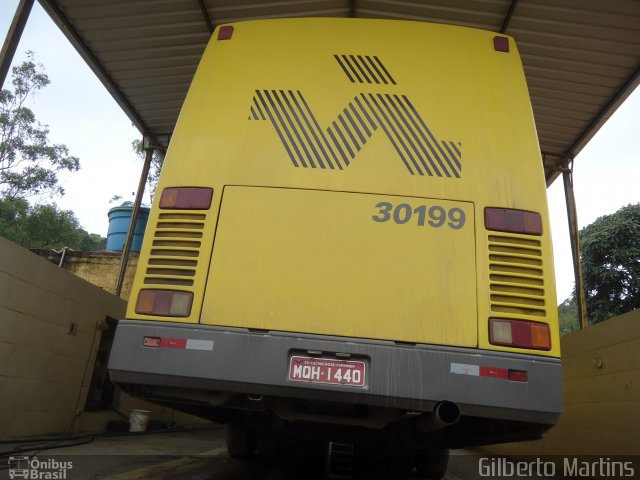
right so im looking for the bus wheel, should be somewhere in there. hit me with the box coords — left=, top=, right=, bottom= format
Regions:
left=415, top=447, right=449, bottom=479
left=255, top=429, right=285, bottom=460
left=226, top=423, right=256, bottom=459
left=390, top=451, right=414, bottom=476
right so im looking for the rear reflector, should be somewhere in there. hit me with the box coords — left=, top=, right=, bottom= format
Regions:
left=143, top=336, right=161, bottom=347
left=160, top=187, right=213, bottom=210
left=136, top=290, right=193, bottom=317
left=218, top=25, right=234, bottom=40
left=485, top=208, right=542, bottom=235
left=142, top=336, right=214, bottom=350
left=489, top=318, right=551, bottom=350
left=508, top=370, right=528, bottom=382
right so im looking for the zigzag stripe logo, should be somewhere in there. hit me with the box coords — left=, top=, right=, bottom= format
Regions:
left=249, top=56, right=462, bottom=177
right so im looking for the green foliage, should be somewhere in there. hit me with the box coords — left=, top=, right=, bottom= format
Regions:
left=580, top=203, right=640, bottom=324
left=557, top=296, right=579, bottom=336
left=82, top=233, right=107, bottom=251
left=0, top=52, right=79, bottom=200
left=0, top=199, right=105, bottom=250
left=0, top=196, right=29, bottom=245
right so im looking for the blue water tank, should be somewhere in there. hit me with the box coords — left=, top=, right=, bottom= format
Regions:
left=106, top=206, right=150, bottom=253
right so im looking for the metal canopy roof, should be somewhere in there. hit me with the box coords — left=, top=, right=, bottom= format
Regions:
left=38, top=0, right=640, bottom=185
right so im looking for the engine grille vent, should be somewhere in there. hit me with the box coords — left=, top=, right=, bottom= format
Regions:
left=488, top=235, right=546, bottom=318
left=144, top=213, right=206, bottom=287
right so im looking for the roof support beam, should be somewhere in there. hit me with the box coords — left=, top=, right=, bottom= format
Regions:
left=37, top=0, right=154, bottom=138
left=196, top=0, right=214, bottom=34
left=115, top=144, right=155, bottom=298
left=563, top=62, right=640, bottom=160
left=0, top=0, right=35, bottom=90
left=500, top=0, right=519, bottom=33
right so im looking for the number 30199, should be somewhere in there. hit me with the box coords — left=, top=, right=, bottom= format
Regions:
left=372, top=202, right=466, bottom=229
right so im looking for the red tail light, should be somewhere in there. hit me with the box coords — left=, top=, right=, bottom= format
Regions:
left=485, top=208, right=542, bottom=235
left=159, top=187, right=213, bottom=210
left=489, top=318, right=551, bottom=350
left=136, top=289, right=193, bottom=317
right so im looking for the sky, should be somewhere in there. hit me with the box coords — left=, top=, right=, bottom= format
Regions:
left=1, top=1, right=638, bottom=303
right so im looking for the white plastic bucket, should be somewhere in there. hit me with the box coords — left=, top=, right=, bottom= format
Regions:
left=129, top=409, right=150, bottom=432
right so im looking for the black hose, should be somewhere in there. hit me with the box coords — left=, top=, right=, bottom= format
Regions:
left=0, top=423, right=223, bottom=459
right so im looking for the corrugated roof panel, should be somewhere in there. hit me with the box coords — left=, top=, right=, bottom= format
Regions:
left=204, top=0, right=349, bottom=23
left=528, top=86, right=604, bottom=108
left=358, top=0, right=509, bottom=30
left=107, top=54, right=202, bottom=72
left=37, top=0, right=640, bottom=180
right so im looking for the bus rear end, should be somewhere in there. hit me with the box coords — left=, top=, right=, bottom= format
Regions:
left=109, top=18, right=561, bottom=471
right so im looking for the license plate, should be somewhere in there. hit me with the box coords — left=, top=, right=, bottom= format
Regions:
left=288, top=356, right=366, bottom=387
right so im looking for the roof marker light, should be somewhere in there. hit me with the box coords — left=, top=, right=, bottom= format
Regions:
left=494, top=36, right=509, bottom=52
left=218, top=26, right=234, bottom=40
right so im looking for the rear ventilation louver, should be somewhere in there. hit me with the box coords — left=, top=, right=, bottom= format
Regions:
left=488, top=235, right=546, bottom=318
left=144, top=213, right=205, bottom=287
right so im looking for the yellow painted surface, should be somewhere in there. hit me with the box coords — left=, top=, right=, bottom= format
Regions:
left=203, top=186, right=476, bottom=345
left=128, top=19, right=558, bottom=356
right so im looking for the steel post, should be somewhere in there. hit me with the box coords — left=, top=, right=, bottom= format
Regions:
left=562, top=160, right=588, bottom=329
left=0, top=0, right=35, bottom=89
left=115, top=145, right=154, bottom=298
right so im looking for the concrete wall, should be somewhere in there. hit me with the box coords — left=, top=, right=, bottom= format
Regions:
left=485, top=308, right=640, bottom=456
left=0, top=236, right=126, bottom=438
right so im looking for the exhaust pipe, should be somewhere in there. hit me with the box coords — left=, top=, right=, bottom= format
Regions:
left=417, top=401, right=461, bottom=432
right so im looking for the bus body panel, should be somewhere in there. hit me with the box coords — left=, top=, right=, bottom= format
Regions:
left=202, top=186, right=477, bottom=346
left=125, top=18, right=559, bottom=358
left=110, top=18, right=562, bottom=447
left=110, top=320, right=562, bottom=426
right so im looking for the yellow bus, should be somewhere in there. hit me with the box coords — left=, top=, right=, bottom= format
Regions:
left=109, top=18, right=561, bottom=477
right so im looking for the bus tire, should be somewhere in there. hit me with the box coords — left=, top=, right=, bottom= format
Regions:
left=226, top=423, right=256, bottom=459
left=415, top=447, right=449, bottom=479
left=255, top=429, right=284, bottom=460
left=391, top=451, right=414, bottom=476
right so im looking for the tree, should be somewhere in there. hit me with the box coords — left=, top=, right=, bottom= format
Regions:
left=0, top=199, right=105, bottom=250
left=557, top=296, right=579, bottom=336
left=0, top=52, right=79, bottom=200
left=0, top=196, right=29, bottom=245
left=580, top=203, right=640, bottom=324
